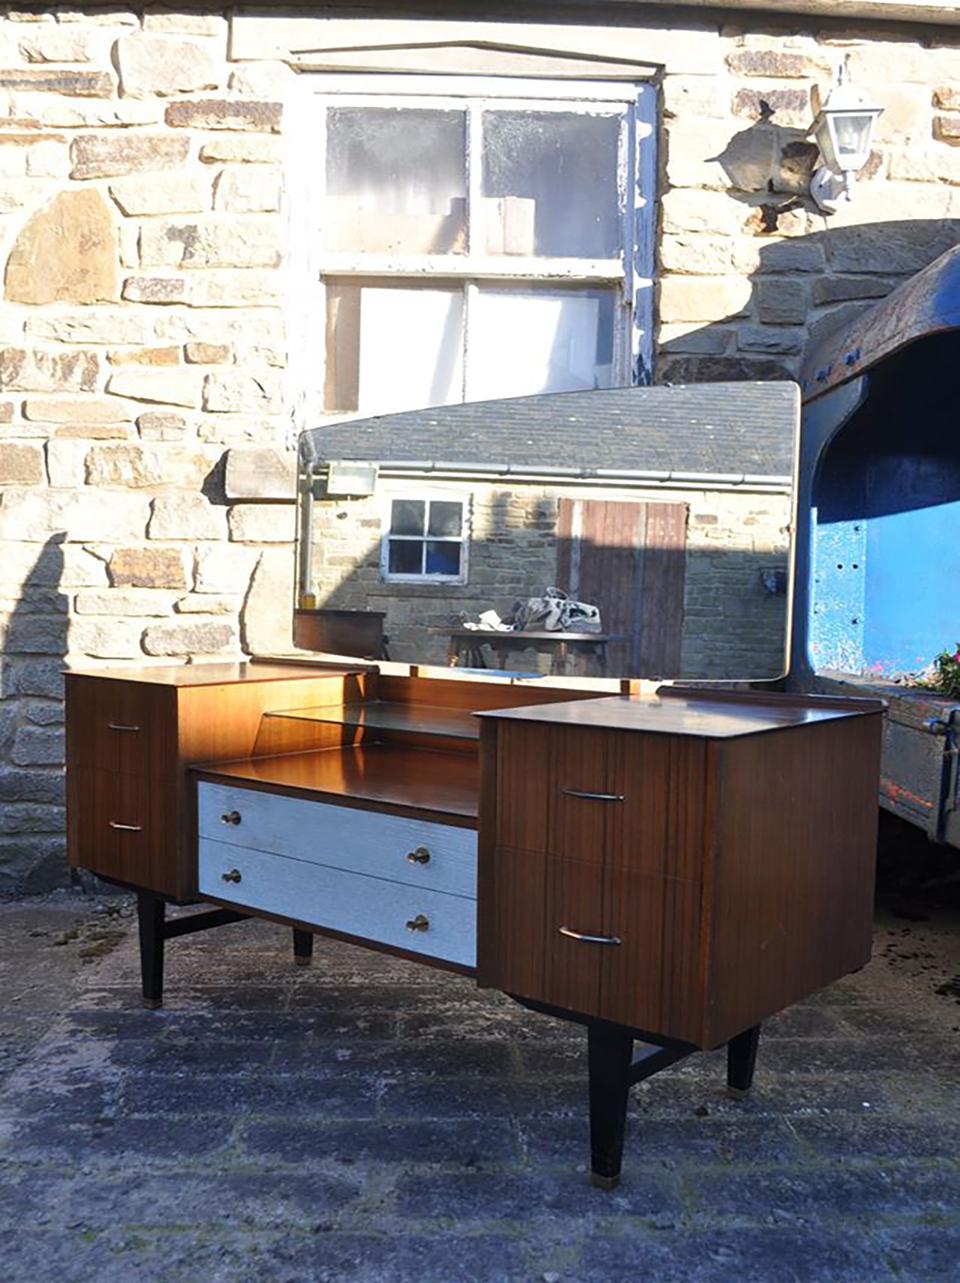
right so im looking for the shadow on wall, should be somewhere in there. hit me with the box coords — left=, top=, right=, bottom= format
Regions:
left=656, top=217, right=960, bottom=385
left=0, top=534, right=70, bottom=894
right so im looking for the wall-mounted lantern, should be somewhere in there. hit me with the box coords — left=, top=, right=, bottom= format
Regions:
left=808, top=66, right=883, bottom=213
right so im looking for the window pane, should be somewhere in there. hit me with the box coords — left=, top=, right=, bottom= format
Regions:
left=325, top=282, right=465, bottom=415
left=468, top=286, right=616, bottom=399
left=425, top=541, right=461, bottom=576
left=388, top=540, right=423, bottom=575
left=391, top=499, right=425, bottom=536
left=481, top=111, right=621, bottom=258
left=326, top=108, right=466, bottom=254
left=428, top=501, right=462, bottom=537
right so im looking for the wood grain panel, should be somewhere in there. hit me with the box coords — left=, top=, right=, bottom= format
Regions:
left=66, top=677, right=176, bottom=778
left=71, top=767, right=177, bottom=895
left=377, top=674, right=604, bottom=713
left=548, top=726, right=618, bottom=863
left=495, top=722, right=551, bottom=851
left=639, top=502, right=687, bottom=677
left=703, top=713, right=883, bottom=1046
left=478, top=844, right=548, bottom=995
left=542, top=855, right=605, bottom=1016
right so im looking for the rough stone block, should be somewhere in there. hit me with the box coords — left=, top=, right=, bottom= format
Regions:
left=11, top=726, right=65, bottom=766
left=0, top=659, right=65, bottom=700
left=84, top=444, right=164, bottom=488
left=733, top=88, right=810, bottom=127
left=25, top=311, right=156, bottom=347
left=0, top=490, right=148, bottom=541
left=148, top=493, right=226, bottom=540
left=69, top=618, right=146, bottom=659
left=659, top=275, right=752, bottom=323
left=659, top=323, right=733, bottom=355
left=109, top=546, right=188, bottom=589
left=4, top=189, right=119, bottom=305
left=0, top=348, right=99, bottom=394
left=115, top=33, right=220, bottom=99
left=658, top=353, right=793, bottom=383
left=69, top=133, right=190, bottom=180
left=0, top=802, right=65, bottom=833
left=122, top=276, right=188, bottom=305
left=74, top=588, right=174, bottom=616
left=660, top=235, right=734, bottom=275
left=199, top=135, right=282, bottom=165
left=186, top=270, right=282, bottom=308
left=183, top=342, right=230, bottom=365
left=756, top=279, right=808, bottom=324
left=2, top=614, right=68, bottom=654
left=23, top=701, right=64, bottom=726
left=726, top=49, right=830, bottom=78
left=888, top=148, right=960, bottom=185
left=108, top=347, right=180, bottom=368
left=165, top=99, right=282, bottom=133
left=173, top=592, right=237, bottom=614
left=23, top=397, right=136, bottom=425
left=213, top=166, right=282, bottom=213
left=193, top=542, right=258, bottom=593
left=224, top=447, right=295, bottom=499
left=736, top=325, right=804, bottom=354
left=227, top=503, right=295, bottom=544
left=0, top=443, right=45, bottom=486
left=108, top=174, right=210, bottom=216
left=934, top=115, right=960, bottom=145
left=239, top=547, right=295, bottom=654
left=661, top=189, right=747, bottom=236
left=0, top=764, right=64, bottom=803
left=18, top=28, right=93, bottom=62
left=105, top=368, right=201, bottom=409
left=139, top=219, right=282, bottom=270
left=812, top=276, right=899, bottom=305
left=142, top=619, right=237, bottom=656
left=203, top=370, right=282, bottom=412
left=137, top=412, right=188, bottom=442
left=45, top=440, right=87, bottom=488
left=0, top=68, right=114, bottom=96
left=934, top=86, right=960, bottom=111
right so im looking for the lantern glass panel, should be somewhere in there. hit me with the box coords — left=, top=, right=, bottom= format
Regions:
left=832, top=112, right=875, bottom=167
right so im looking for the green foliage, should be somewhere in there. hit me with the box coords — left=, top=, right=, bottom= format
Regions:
left=924, top=643, right=960, bottom=700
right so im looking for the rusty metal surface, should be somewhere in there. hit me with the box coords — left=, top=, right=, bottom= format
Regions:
left=800, top=243, right=960, bottom=403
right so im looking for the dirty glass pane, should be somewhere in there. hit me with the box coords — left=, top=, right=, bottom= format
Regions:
left=324, top=281, right=465, bottom=415
left=468, top=285, right=616, bottom=399
left=325, top=108, right=466, bottom=254
left=425, top=541, right=461, bottom=576
left=428, top=501, right=463, bottom=538
left=391, top=500, right=425, bottom=536
left=481, top=111, right=621, bottom=258
left=388, top=540, right=423, bottom=575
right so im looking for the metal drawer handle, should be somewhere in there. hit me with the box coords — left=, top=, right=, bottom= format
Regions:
left=558, top=926, right=622, bottom=947
left=562, top=789, right=624, bottom=803
left=406, top=846, right=431, bottom=865
left=108, top=723, right=140, bottom=733
left=406, top=914, right=429, bottom=933
left=109, top=821, right=142, bottom=832
left=221, top=869, right=242, bottom=884
left=220, top=811, right=242, bottom=826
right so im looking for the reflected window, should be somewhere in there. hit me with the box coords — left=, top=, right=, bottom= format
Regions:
left=382, top=496, right=468, bottom=582
left=311, top=82, right=655, bottom=416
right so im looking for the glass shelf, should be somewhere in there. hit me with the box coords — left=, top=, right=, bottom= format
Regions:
left=263, top=701, right=479, bottom=743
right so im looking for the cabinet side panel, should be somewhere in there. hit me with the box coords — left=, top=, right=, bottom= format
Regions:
left=705, top=714, right=882, bottom=1046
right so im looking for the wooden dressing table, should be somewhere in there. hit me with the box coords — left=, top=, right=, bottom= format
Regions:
left=66, top=660, right=883, bottom=1188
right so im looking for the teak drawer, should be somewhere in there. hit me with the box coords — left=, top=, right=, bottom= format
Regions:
left=197, top=782, right=477, bottom=900
left=72, top=767, right=177, bottom=892
left=67, top=679, right=175, bottom=779
left=495, top=721, right=707, bottom=877
left=199, top=838, right=477, bottom=968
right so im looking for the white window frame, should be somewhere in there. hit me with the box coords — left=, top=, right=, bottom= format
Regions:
left=380, top=493, right=471, bottom=585
left=284, top=74, right=657, bottom=433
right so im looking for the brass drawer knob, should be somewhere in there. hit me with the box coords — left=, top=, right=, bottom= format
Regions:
left=221, top=869, right=243, bottom=884
left=220, top=811, right=242, bottom=826
left=406, top=913, right=429, bottom=933
left=406, top=846, right=431, bottom=865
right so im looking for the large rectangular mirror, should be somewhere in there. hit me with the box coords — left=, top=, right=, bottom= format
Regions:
left=295, top=383, right=798, bottom=683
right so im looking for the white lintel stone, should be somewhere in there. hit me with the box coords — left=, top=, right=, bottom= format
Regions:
left=148, top=492, right=227, bottom=540
left=106, top=367, right=202, bottom=409
left=224, top=447, right=295, bottom=499
left=109, top=174, right=211, bottom=216
left=115, top=33, right=221, bottom=100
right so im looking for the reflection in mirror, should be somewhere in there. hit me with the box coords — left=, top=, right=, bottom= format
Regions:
left=296, top=384, right=798, bottom=683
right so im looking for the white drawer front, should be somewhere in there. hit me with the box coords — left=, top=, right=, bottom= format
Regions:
left=197, top=782, right=476, bottom=899
left=199, top=838, right=476, bottom=968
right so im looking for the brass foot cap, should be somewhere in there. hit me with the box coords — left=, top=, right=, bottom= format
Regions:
left=142, top=997, right=163, bottom=1010
left=726, top=1085, right=751, bottom=1099
left=590, top=1172, right=621, bottom=1191
left=294, top=955, right=312, bottom=967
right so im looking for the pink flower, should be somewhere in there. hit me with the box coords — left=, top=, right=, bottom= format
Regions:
left=953, top=648, right=960, bottom=664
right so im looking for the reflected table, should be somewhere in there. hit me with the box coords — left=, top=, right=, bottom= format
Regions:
left=446, top=629, right=610, bottom=676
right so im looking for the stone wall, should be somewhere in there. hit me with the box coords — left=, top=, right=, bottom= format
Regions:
left=0, top=3, right=957, bottom=888
left=309, top=480, right=791, bottom=679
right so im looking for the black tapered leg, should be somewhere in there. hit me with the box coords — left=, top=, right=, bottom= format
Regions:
left=587, top=1023, right=634, bottom=1189
left=727, top=1024, right=761, bottom=1096
left=137, top=890, right=166, bottom=1010
left=293, top=929, right=314, bottom=967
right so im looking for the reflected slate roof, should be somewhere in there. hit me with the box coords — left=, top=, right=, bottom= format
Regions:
left=300, top=382, right=798, bottom=480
